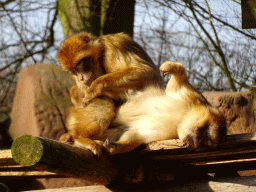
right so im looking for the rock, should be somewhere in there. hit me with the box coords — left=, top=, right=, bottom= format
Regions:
left=203, top=91, right=256, bottom=134
left=9, top=64, right=74, bottom=140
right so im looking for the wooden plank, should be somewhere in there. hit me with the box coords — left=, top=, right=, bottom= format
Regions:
left=0, top=150, right=66, bottom=179
left=11, top=135, right=118, bottom=184
left=29, top=185, right=112, bottom=192
left=0, top=150, right=15, bottom=165
left=5, top=133, right=256, bottom=184
left=142, top=132, right=256, bottom=152
left=142, top=133, right=256, bottom=164
left=28, top=176, right=256, bottom=192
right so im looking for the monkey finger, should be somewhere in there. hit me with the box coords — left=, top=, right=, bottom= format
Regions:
left=104, top=138, right=111, bottom=145
left=81, top=97, right=93, bottom=106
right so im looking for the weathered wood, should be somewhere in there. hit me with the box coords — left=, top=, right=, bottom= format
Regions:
left=143, top=132, right=256, bottom=152
left=9, top=133, right=256, bottom=184
left=11, top=135, right=118, bottom=184
left=0, top=150, right=66, bottom=179
left=28, top=176, right=256, bottom=192
left=29, top=185, right=112, bottom=192
left=0, top=149, right=15, bottom=165
left=250, top=86, right=256, bottom=120
left=9, top=64, right=74, bottom=141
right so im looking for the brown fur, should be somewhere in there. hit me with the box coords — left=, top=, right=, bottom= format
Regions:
left=58, top=32, right=164, bottom=156
left=101, top=61, right=227, bottom=154
left=58, top=32, right=164, bottom=104
left=60, top=59, right=226, bottom=155
left=59, top=84, right=116, bottom=156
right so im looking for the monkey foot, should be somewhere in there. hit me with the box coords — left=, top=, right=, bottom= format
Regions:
left=73, top=139, right=104, bottom=157
left=59, top=133, right=74, bottom=145
left=103, top=138, right=117, bottom=155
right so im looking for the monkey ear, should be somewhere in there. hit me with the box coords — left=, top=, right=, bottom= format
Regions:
left=57, top=32, right=96, bottom=71
left=78, top=32, right=95, bottom=43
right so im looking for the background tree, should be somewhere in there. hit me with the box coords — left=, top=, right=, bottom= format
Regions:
left=58, top=0, right=135, bottom=38
left=0, top=0, right=60, bottom=120
left=135, top=0, right=256, bottom=92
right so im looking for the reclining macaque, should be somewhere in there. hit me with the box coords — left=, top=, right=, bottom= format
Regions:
left=58, top=32, right=226, bottom=156
left=104, top=61, right=227, bottom=155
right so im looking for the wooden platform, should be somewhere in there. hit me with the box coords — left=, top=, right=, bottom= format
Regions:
left=2, top=133, right=256, bottom=191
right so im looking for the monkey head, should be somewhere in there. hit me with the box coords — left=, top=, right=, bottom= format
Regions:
left=57, top=32, right=105, bottom=87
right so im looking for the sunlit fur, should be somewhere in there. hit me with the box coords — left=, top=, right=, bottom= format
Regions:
left=58, top=32, right=164, bottom=156
left=59, top=84, right=116, bottom=156
left=58, top=32, right=226, bottom=156
left=61, top=61, right=226, bottom=156
left=102, top=61, right=226, bottom=155
left=57, top=32, right=164, bottom=103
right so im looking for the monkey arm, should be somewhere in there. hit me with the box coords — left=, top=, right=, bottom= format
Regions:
left=83, top=66, right=162, bottom=104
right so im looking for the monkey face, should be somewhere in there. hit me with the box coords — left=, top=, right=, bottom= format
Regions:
left=58, top=32, right=107, bottom=87
left=71, top=58, right=93, bottom=86
left=71, top=57, right=106, bottom=87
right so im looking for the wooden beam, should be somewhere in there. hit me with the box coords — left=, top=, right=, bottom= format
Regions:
left=11, top=135, right=118, bottom=184
left=142, top=132, right=256, bottom=162
left=8, top=133, right=256, bottom=184
left=27, top=176, right=256, bottom=192
left=0, top=150, right=66, bottom=180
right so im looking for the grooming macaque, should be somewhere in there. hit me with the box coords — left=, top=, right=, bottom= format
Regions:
left=58, top=32, right=164, bottom=156
left=57, top=32, right=164, bottom=106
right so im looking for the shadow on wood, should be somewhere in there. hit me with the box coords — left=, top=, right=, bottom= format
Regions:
left=9, top=133, right=256, bottom=185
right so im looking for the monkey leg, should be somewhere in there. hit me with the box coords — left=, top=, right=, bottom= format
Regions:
left=160, top=61, right=187, bottom=79
left=73, top=138, right=104, bottom=156
left=103, top=117, right=179, bottom=155
left=103, top=129, right=144, bottom=155
left=59, top=133, right=104, bottom=156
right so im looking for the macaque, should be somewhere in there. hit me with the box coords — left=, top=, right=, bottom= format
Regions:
left=59, top=84, right=116, bottom=156
left=60, top=57, right=226, bottom=155
left=58, top=32, right=164, bottom=156
left=102, top=61, right=227, bottom=155
left=57, top=32, right=164, bottom=105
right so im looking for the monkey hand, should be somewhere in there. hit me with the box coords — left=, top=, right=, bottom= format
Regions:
left=74, top=139, right=104, bottom=157
left=82, top=82, right=104, bottom=105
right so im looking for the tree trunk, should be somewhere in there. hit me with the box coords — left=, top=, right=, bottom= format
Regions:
left=58, top=0, right=135, bottom=38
